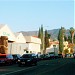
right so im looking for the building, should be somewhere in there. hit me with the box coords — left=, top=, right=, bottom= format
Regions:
left=8, top=32, right=27, bottom=55
left=0, top=24, right=41, bottom=55
left=24, top=36, right=41, bottom=54
left=0, top=24, right=16, bottom=54
left=46, top=41, right=59, bottom=56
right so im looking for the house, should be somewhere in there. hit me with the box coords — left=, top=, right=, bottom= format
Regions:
left=15, top=32, right=26, bottom=43
left=8, top=32, right=27, bottom=55
left=46, top=41, right=59, bottom=56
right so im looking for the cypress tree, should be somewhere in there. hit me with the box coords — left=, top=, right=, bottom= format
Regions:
left=58, top=27, right=65, bottom=54
left=38, top=25, right=44, bottom=54
left=44, top=30, right=50, bottom=53
left=41, top=25, right=44, bottom=53
left=38, top=28, right=41, bottom=38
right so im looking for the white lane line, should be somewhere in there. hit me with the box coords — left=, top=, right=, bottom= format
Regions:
left=1, top=66, right=36, bottom=75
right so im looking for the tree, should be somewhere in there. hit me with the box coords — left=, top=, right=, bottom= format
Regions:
left=38, top=25, right=44, bottom=54
left=63, top=49, right=69, bottom=54
left=68, top=43, right=74, bottom=54
left=48, top=34, right=51, bottom=39
left=73, top=34, right=75, bottom=44
left=38, top=28, right=41, bottom=38
left=58, top=27, right=65, bottom=54
left=44, top=30, right=50, bottom=53
left=41, top=25, right=44, bottom=52
left=64, top=35, right=68, bottom=41
left=69, top=27, right=75, bottom=44
left=67, top=36, right=72, bottom=43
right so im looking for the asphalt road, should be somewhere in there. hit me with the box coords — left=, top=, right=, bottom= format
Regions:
left=0, top=58, right=75, bottom=75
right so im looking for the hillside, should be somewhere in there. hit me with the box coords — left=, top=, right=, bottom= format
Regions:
left=20, top=29, right=70, bottom=40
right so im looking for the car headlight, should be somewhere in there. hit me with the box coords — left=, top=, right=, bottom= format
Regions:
left=27, top=60, right=31, bottom=62
left=18, top=59, right=20, bottom=62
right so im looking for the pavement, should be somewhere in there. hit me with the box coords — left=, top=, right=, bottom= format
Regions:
left=0, top=58, right=75, bottom=75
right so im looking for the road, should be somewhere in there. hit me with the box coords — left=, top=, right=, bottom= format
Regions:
left=0, top=58, right=75, bottom=75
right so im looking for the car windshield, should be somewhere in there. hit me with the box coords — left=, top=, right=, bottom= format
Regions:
left=12, top=55, right=17, bottom=58
left=12, top=54, right=21, bottom=58
left=22, top=54, right=31, bottom=58
left=17, top=54, right=21, bottom=58
left=6, top=55, right=13, bottom=59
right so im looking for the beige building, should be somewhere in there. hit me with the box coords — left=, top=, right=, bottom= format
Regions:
left=24, top=36, right=41, bottom=54
left=15, top=32, right=26, bottom=43
left=0, top=24, right=16, bottom=41
left=0, top=24, right=16, bottom=54
left=8, top=32, right=27, bottom=55
left=0, top=24, right=41, bottom=55
left=46, top=41, right=59, bottom=56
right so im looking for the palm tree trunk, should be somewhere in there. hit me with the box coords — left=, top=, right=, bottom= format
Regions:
left=72, top=33, right=74, bottom=44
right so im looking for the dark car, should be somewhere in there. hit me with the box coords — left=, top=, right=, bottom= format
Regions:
left=58, top=54, right=63, bottom=58
left=12, top=54, right=21, bottom=63
left=73, top=53, right=75, bottom=58
left=18, top=54, right=37, bottom=66
left=0, top=54, right=13, bottom=65
left=39, top=54, right=49, bottom=60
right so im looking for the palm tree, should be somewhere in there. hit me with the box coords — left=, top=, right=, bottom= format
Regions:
left=69, top=27, right=75, bottom=44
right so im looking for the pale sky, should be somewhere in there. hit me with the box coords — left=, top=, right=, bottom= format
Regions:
left=0, top=0, right=74, bottom=32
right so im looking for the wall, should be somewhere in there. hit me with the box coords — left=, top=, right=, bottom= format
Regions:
left=25, top=36, right=41, bottom=44
left=8, top=43, right=28, bottom=55
left=15, top=33, right=26, bottom=43
left=46, top=43, right=59, bottom=55
left=28, top=43, right=40, bottom=54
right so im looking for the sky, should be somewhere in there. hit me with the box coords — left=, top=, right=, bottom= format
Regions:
left=0, top=0, right=74, bottom=32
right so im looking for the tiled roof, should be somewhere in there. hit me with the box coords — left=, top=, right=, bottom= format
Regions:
left=32, top=36, right=38, bottom=38
left=50, top=41, right=59, bottom=44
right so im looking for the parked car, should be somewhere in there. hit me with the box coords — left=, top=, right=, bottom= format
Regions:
left=0, top=54, right=13, bottom=65
left=18, top=54, right=37, bottom=66
left=39, top=54, right=49, bottom=60
left=46, top=53, right=55, bottom=59
left=73, top=53, right=75, bottom=58
left=12, top=54, right=21, bottom=63
left=58, top=54, right=63, bottom=58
